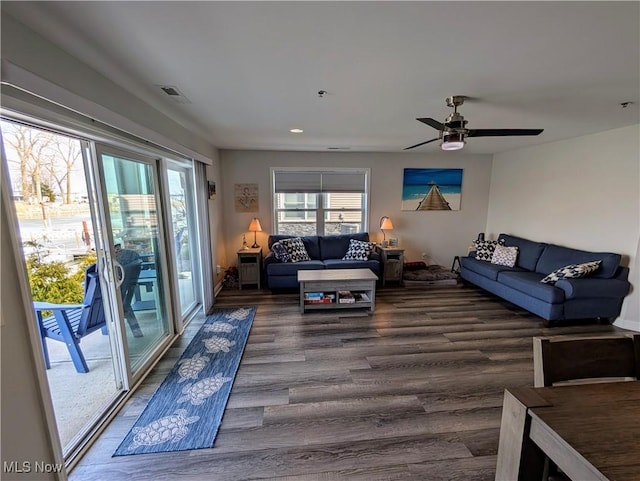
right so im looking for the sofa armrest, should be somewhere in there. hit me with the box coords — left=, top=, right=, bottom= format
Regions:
left=555, top=278, right=631, bottom=300
left=263, top=252, right=279, bottom=267
left=368, top=252, right=381, bottom=262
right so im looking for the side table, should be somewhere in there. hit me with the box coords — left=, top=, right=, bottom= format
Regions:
left=237, top=247, right=262, bottom=289
left=377, top=246, right=405, bottom=287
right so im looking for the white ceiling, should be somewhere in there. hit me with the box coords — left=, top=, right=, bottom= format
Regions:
left=3, top=1, right=639, bottom=154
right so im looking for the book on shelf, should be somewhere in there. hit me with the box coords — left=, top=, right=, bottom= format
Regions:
left=304, top=292, right=336, bottom=304
left=304, top=292, right=324, bottom=299
left=337, top=290, right=355, bottom=304
left=353, top=292, right=371, bottom=303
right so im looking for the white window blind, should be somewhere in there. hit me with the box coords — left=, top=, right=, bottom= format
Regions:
left=274, top=170, right=366, bottom=193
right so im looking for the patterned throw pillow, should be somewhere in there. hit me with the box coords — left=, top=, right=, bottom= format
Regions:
left=491, top=244, right=519, bottom=267
left=540, top=260, right=602, bottom=284
left=271, top=241, right=291, bottom=262
left=342, top=239, right=377, bottom=261
left=280, top=237, right=311, bottom=263
left=473, top=240, right=498, bottom=262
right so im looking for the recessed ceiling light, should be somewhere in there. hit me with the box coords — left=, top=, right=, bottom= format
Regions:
left=290, top=128, right=304, bottom=133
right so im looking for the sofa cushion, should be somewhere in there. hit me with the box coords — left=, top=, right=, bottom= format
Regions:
left=342, top=239, right=377, bottom=261
left=280, top=237, right=311, bottom=262
left=497, top=234, right=547, bottom=271
left=271, top=241, right=291, bottom=262
left=323, top=258, right=381, bottom=274
left=318, top=233, right=370, bottom=260
left=498, top=271, right=565, bottom=304
left=540, top=260, right=602, bottom=284
left=535, top=244, right=621, bottom=279
left=473, top=240, right=498, bottom=262
left=265, top=260, right=325, bottom=276
left=460, top=256, right=523, bottom=281
left=491, top=244, right=519, bottom=267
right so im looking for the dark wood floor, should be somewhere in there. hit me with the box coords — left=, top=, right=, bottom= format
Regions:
left=70, top=283, right=625, bottom=481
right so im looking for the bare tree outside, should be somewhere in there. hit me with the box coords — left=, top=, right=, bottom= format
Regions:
left=43, top=137, right=83, bottom=204
left=3, top=122, right=83, bottom=204
left=2, top=123, right=51, bottom=202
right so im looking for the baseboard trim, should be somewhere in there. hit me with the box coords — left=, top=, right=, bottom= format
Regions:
left=214, top=281, right=223, bottom=297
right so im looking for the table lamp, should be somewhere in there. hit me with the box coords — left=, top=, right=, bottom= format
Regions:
left=380, top=216, right=394, bottom=247
left=248, top=217, right=262, bottom=248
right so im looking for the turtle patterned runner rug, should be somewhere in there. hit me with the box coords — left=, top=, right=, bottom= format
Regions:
left=113, top=306, right=256, bottom=456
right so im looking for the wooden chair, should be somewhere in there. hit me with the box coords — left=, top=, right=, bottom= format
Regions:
left=532, top=333, right=640, bottom=481
left=34, top=264, right=106, bottom=373
left=533, top=333, right=640, bottom=387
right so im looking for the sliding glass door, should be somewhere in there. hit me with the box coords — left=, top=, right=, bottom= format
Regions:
left=2, top=112, right=204, bottom=467
left=0, top=120, right=125, bottom=453
left=165, top=161, right=201, bottom=321
left=94, top=145, right=174, bottom=377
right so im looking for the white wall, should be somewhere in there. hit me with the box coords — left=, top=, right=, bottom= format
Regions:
left=487, top=124, right=640, bottom=329
left=1, top=12, right=217, bottom=164
left=206, top=154, right=228, bottom=291
left=220, top=150, right=493, bottom=269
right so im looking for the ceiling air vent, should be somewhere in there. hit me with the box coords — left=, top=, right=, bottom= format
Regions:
left=156, top=84, right=191, bottom=104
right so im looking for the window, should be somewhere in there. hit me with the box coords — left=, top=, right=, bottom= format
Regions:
left=272, top=169, right=369, bottom=236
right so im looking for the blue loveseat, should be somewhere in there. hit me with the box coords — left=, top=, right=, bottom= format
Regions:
left=460, top=233, right=630, bottom=324
left=264, top=233, right=381, bottom=289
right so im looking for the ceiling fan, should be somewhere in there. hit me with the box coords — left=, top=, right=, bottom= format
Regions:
left=404, top=95, right=544, bottom=151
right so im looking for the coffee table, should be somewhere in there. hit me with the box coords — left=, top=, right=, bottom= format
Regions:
left=297, top=268, right=378, bottom=313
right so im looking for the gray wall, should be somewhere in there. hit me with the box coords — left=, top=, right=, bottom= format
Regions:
left=220, top=150, right=493, bottom=267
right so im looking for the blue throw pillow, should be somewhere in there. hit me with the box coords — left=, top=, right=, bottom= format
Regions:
left=271, top=241, right=290, bottom=262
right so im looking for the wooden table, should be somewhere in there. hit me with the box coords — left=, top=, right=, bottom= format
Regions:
left=495, top=381, right=640, bottom=481
left=298, top=268, right=377, bottom=314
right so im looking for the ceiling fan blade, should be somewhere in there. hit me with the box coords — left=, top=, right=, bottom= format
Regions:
left=403, top=138, right=439, bottom=150
left=417, top=118, right=446, bottom=131
left=467, top=128, right=544, bottom=137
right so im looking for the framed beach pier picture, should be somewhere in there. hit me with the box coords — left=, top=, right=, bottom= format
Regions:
left=402, top=168, right=463, bottom=211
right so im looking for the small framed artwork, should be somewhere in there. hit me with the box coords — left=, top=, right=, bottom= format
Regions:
left=234, top=183, right=259, bottom=212
left=402, top=168, right=463, bottom=211
left=208, top=181, right=216, bottom=200
left=388, top=238, right=399, bottom=247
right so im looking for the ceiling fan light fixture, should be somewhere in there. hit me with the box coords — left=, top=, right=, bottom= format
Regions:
left=441, top=132, right=465, bottom=151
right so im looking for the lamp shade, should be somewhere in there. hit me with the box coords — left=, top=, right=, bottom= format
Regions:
left=248, top=218, right=262, bottom=232
left=380, top=217, right=394, bottom=230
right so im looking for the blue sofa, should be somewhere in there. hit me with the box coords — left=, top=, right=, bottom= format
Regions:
left=264, top=233, right=381, bottom=289
left=460, top=233, right=630, bottom=324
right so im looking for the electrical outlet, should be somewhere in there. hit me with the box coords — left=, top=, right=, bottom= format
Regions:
left=216, top=265, right=221, bottom=274
left=421, top=252, right=427, bottom=259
